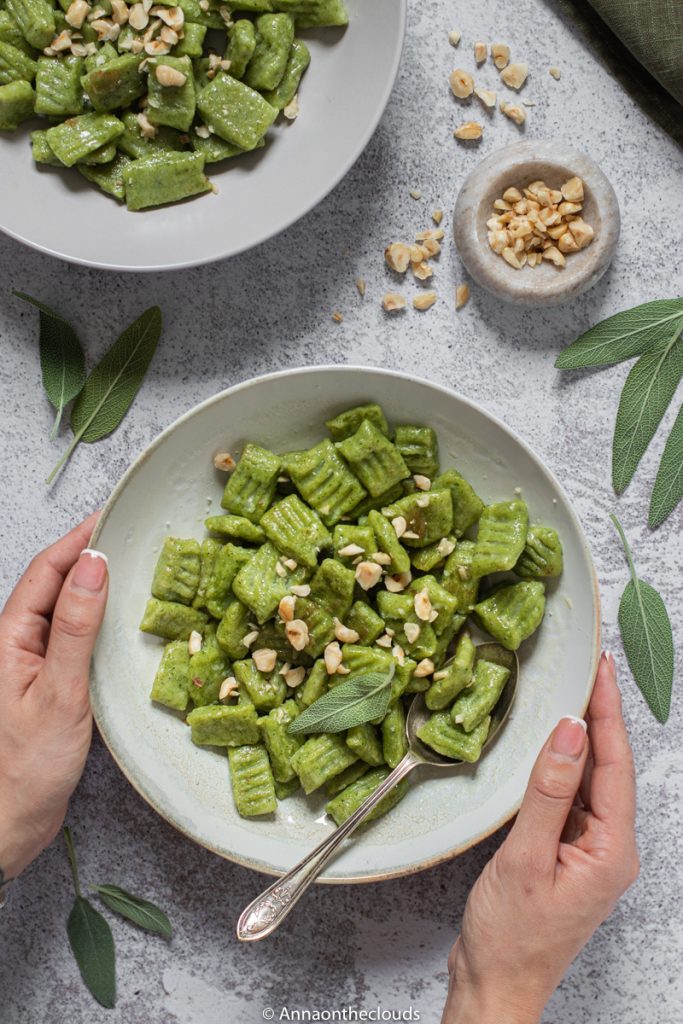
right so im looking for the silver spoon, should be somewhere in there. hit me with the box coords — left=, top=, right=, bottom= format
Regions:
left=236, top=642, right=518, bottom=942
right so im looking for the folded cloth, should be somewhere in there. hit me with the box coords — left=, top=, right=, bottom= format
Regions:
left=550, top=0, right=683, bottom=146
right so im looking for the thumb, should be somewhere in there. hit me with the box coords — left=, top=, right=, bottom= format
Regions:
left=507, top=716, right=588, bottom=875
left=42, top=549, right=109, bottom=702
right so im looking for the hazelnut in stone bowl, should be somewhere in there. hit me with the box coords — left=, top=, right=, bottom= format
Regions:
left=453, top=139, right=620, bottom=306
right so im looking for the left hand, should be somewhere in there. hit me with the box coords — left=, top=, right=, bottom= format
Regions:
left=0, top=514, right=108, bottom=885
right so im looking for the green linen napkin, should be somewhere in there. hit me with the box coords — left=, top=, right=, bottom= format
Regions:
left=551, top=0, right=683, bottom=146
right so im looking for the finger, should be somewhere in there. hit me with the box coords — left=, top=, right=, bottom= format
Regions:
left=586, top=651, right=636, bottom=833
left=38, top=549, right=109, bottom=705
left=507, top=715, right=588, bottom=877
left=2, top=512, right=100, bottom=622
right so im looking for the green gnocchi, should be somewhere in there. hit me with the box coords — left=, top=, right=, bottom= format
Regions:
left=141, top=402, right=563, bottom=823
left=0, top=0, right=347, bottom=209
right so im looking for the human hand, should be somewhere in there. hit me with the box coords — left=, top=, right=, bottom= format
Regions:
left=0, top=515, right=108, bottom=889
left=442, top=652, right=639, bottom=1024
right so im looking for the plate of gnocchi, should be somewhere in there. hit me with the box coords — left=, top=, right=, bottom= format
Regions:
left=90, top=366, right=600, bottom=882
left=0, top=0, right=405, bottom=269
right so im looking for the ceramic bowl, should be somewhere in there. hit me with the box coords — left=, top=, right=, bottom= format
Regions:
left=453, top=139, right=620, bottom=306
left=0, top=0, right=405, bottom=271
left=90, top=366, right=600, bottom=883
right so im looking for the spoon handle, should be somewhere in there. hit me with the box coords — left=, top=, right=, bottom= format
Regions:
left=235, top=752, right=419, bottom=942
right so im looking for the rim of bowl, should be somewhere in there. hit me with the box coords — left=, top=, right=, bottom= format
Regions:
left=0, top=6, right=407, bottom=273
left=453, top=139, right=620, bottom=306
left=90, top=365, right=601, bottom=884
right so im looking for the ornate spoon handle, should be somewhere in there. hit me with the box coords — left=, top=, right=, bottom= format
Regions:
left=236, top=752, right=419, bottom=942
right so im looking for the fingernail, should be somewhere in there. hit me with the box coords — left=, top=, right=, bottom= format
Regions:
left=551, top=716, right=587, bottom=759
left=71, top=549, right=108, bottom=594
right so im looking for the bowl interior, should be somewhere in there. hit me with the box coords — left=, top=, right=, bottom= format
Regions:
left=0, top=0, right=405, bottom=270
left=475, top=158, right=602, bottom=286
left=91, top=367, right=600, bottom=882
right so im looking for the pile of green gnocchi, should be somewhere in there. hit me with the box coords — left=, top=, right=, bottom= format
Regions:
left=139, top=403, right=563, bottom=823
left=0, top=0, right=347, bottom=209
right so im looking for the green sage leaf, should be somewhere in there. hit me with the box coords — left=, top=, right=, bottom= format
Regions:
left=555, top=298, right=683, bottom=369
left=612, top=325, right=683, bottom=494
left=288, top=670, right=394, bottom=735
left=649, top=403, right=683, bottom=528
left=67, top=896, right=116, bottom=1009
left=47, top=306, right=162, bottom=484
left=612, top=515, right=674, bottom=724
left=14, top=291, right=86, bottom=441
left=95, top=885, right=172, bottom=938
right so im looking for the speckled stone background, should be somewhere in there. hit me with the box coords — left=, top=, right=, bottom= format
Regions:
left=1, top=1, right=682, bottom=1021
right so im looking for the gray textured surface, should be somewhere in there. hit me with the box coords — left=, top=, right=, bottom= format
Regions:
left=0, top=1, right=682, bottom=1022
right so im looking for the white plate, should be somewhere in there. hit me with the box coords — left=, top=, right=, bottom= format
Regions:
left=0, top=0, right=405, bottom=271
left=90, top=366, right=600, bottom=883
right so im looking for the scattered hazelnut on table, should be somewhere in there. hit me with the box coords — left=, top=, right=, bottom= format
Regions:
left=454, top=121, right=483, bottom=140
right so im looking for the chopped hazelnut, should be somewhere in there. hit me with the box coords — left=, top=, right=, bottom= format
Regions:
left=474, top=86, right=497, bottom=108
left=324, top=641, right=343, bottom=674
left=385, top=242, right=411, bottom=273
left=453, top=121, right=483, bottom=140
left=252, top=648, right=277, bottom=673
left=285, top=619, right=309, bottom=651
left=382, top=292, right=407, bottom=313
left=449, top=68, right=474, bottom=99
left=500, top=62, right=528, bottom=89
left=455, top=283, right=470, bottom=310
left=491, top=43, right=510, bottom=69
left=413, top=291, right=437, bottom=310
left=355, top=560, right=383, bottom=590
left=334, top=618, right=360, bottom=644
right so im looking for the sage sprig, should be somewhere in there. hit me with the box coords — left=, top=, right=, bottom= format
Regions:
left=649, top=403, right=683, bottom=529
left=48, top=306, right=162, bottom=484
left=555, top=299, right=683, bottom=369
left=555, top=298, right=683, bottom=526
left=63, top=828, right=172, bottom=1009
left=14, top=292, right=86, bottom=441
left=288, top=669, right=395, bottom=735
left=611, top=515, right=675, bottom=724
left=612, top=326, right=683, bottom=495
left=64, top=827, right=116, bottom=1009
left=95, top=885, right=172, bottom=939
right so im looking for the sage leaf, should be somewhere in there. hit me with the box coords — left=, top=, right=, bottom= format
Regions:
left=612, top=515, right=674, bottom=724
left=288, top=670, right=395, bottom=735
left=63, top=828, right=116, bottom=1009
left=14, top=291, right=86, bottom=441
left=67, top=897, right=116, bottom=1009
left=47, top=306, right=162, bottom=484
left=95, top=885, right=172, bottom=939
left=649, top=404, right=683, bottom=528
left=555, top=298, right=683, bottom=369
left=612, top=325, right=683, bottom=494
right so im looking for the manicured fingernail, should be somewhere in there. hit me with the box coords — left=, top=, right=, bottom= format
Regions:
left=551, top=716, right=587, bottom=759
left=71, top=549, right=108, bottom=594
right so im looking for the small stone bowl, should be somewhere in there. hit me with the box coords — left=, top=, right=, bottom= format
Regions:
left=453, top=139, right=620, bottom=306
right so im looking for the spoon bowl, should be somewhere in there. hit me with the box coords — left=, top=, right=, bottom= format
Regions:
left=236, top=643, right=519, bottom=941
left=406, top=643, right=519, bottom=767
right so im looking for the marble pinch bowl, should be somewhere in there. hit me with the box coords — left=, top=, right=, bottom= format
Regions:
left=453, top=139, right=620, bottom=307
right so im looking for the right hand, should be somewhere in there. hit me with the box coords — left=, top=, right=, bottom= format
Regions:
left=442, top=651, right=639, bottom=1024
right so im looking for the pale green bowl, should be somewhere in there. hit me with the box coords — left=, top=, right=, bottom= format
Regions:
left=91, top=366, right=600, bottom=883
